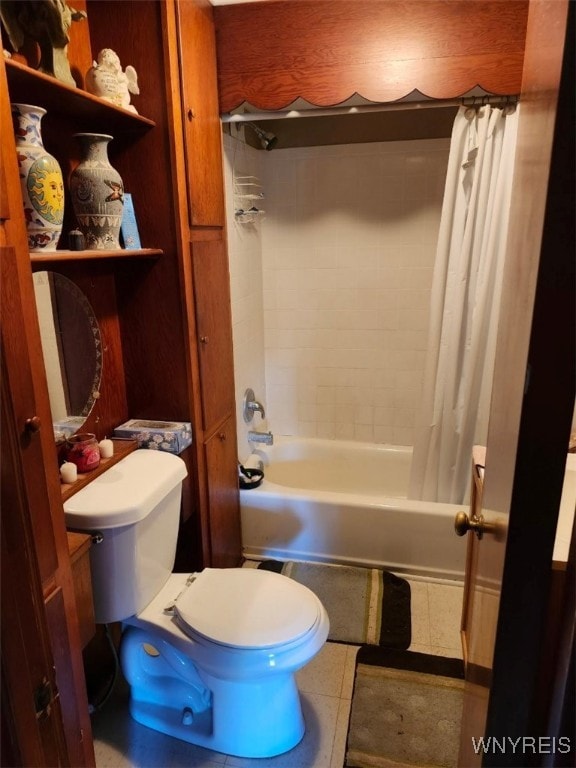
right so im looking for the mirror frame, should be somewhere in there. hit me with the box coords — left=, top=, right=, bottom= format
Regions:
left=33, top=271, right=103, bottom=436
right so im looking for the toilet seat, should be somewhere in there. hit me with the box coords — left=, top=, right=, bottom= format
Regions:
left=172, top=568, right=321, bottom=649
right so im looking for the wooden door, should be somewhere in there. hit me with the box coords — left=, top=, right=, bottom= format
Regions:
left=176, top=0, right=225, bottom=227
left=191, top=238, right=236, bottom=432
left=458, top=1, right=573, bottom=763
left=205, top=415, right=243, bottom=567
left=0, top=56, right=95, bottom=768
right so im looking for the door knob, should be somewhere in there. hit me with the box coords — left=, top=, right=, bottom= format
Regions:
left=25, top=416, right=41, bottom=433
left=454, top=511, right=496, bottom=540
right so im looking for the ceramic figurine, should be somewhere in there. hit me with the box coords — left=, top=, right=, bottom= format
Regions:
left=86, top=49, right=139, bottom=113
left=0, top=0, right=86, bottom=87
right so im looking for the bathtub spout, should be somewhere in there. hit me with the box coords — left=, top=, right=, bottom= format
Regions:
left=248, top=430, right=274, bottom=446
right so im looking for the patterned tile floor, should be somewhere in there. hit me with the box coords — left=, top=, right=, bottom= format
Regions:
left=92, top=573, right=464, bottom=768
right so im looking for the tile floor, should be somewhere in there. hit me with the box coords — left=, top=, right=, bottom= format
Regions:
left=91, top=575, right=464, bottom=768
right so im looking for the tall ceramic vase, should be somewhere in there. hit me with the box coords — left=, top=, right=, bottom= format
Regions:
left=70, top=133, right=124, bottom=250
left=12, top=103, right=64, bottom=252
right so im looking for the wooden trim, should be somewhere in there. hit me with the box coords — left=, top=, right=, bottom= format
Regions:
left=59, top=439, right=137, bottom=502
left=215, top=0, right=528, bottom=112
left=30, top=248, right=162, bottom=263
left=5, top=59, right=155, bottom=130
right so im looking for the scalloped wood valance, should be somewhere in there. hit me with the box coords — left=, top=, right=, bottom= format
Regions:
left=214, top=0, right=528, bottom=114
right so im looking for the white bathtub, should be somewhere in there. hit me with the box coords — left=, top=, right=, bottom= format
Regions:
left=240, top=437, right=466, bottom=581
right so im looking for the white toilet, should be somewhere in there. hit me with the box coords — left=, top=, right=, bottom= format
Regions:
left=63, top=450, right=329, bottom=758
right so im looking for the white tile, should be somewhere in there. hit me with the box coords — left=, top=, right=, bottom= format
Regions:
left=341, top=646, right=360, bottom=700
left=296, top=642, right=348, bottom=698
left=92, top=685, right=228, bottom=768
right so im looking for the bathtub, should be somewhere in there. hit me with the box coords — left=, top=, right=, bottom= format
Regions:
left=240, top=437, right=466, bottom=581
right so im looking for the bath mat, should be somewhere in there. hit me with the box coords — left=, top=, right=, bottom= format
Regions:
left=257, top=560, right=411, bottom=649
left=346, top=649, right=465, bottom=768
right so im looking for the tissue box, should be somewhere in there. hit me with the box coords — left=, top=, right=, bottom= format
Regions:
left=53, top=416, right=87, bottom=442
left=113, top=419, right=193, bottom=454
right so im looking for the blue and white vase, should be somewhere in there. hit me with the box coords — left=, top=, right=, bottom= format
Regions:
left=70, top=133, right=124, bottom=250
left=12, top=103, right=64, bottom=252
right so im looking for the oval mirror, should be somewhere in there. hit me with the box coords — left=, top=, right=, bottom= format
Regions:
left=33, top=271, right=102, bottom=440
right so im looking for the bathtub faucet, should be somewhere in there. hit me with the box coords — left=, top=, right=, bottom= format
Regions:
left=248, top=430, right=274, bottom=446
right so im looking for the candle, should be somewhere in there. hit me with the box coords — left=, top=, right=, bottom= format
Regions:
left=99, top=438, right=114, bottom=458
left=60, top=462, right=78, bottom=484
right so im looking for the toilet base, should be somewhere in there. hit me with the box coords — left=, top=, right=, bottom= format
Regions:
left=121, top=626, right=306, bottom=758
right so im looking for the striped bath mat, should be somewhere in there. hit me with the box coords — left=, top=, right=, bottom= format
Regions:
left=257, top=560, right=411, bottom=649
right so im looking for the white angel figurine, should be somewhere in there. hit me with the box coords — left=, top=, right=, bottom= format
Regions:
left=86, top=48, right=139, bottom=113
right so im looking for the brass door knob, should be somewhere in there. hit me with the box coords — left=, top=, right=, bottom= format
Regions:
left=454, top=511, right=495, bottom=540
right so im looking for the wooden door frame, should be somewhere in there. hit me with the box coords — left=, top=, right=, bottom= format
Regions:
left=459, top=1, right=574, bottom=764
left=486, top=0, right=574, bottom=748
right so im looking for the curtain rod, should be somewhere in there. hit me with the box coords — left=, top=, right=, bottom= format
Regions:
left=221, top=95, right=518, bottom=122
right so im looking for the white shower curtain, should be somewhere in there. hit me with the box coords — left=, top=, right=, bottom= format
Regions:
left=409, top=104, right=519, bottom=504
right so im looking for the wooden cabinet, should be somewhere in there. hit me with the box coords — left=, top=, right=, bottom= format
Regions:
left=2, top=0, right=240, bottom=569
left=68, top=533, right=96, bottom=650
left=191, top=239, right=236, bottom=431
left=177, top=0, right=225, bottom=227
left=1, top=0, right=241, bottom=763
left=1, top=57, right=95, bottom=767
left=165, top=0, right=240, bottom=568
left=205, top=416, right=243, bottom=568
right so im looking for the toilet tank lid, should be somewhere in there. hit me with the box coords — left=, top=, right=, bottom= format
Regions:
left=63, top=450, right=188, bottom=530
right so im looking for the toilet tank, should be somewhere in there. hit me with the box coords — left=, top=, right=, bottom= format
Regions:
left=63, top=450, right=188, bottom=624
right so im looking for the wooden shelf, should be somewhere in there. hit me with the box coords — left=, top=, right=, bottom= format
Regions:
left=60, top=439, right=137, bottom=502
left=6, top=59, right=155, bottom=133
left=30, top=248, right=163, bottom=263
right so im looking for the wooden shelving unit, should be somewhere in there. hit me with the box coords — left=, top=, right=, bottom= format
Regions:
left=5, top=58, right=155, bottom=133
left=60, top=438, right=137, bottom=502
left=30, top=248, right=162, bottom=263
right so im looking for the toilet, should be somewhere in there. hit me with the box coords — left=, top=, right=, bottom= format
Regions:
left=63, top=450, right=329, bottom=758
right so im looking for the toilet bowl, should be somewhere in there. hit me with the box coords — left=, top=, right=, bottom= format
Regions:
left=63, top=450, right=329, bottom=758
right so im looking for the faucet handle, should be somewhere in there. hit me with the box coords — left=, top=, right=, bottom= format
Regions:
left=243, top=388, right=265, bottom=422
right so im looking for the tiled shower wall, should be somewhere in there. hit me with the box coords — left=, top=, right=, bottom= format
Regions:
left=223, top=132, right=267, bottom=458
left=224, top=132, right=450, bottom=453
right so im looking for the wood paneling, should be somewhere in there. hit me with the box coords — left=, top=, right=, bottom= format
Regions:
left=215, top=0, right=528, bottom=112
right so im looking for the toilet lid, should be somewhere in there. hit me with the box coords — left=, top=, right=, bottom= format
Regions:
left=173, top=568, right=321, bottom=649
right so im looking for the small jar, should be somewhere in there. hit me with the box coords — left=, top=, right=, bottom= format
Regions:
left=65, top=432, right=101, bottom=472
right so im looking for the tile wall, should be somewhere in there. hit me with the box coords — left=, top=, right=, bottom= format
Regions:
left=223, top=131, right=267, bottom=458
left=224, top=131, right=450, bottom=454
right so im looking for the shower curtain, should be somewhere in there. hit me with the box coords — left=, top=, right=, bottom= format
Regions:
left=409, top=104, right=519, bottom=504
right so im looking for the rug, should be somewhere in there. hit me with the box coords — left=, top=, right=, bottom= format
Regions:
left=345, top=648, right=465, bottom=768
left=257, top=560, right=411, bottom=649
